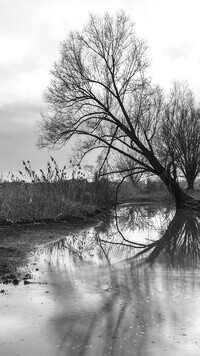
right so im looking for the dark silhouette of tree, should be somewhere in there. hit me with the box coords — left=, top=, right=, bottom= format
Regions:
left=39, top=11, right=199, bottom=209
left=134, top=209, right=200, bottom=267
left=159, top=81, right=200, bottom=190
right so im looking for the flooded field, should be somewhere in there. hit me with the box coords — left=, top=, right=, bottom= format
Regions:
left=1, top=203, right=200, bottom=356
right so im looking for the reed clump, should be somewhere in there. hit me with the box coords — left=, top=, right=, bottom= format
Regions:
left=0, top=158, right=115, bottom=224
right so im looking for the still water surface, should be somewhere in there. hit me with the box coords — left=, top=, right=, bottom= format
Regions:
left=1, top=203, right=200, bottom=356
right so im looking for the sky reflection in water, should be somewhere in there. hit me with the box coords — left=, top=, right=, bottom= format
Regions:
left=2, top=203, right=200, bottom=356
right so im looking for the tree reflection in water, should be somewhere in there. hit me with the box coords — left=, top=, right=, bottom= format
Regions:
left=135, top=209, right=200, bottom=267
left=38, top=204, right=200, bottom=356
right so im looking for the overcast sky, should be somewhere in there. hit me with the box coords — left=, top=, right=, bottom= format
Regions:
left=1, top=0, right=200, bottom=175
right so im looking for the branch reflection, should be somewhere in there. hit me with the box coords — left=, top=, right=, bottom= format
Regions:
left=135, top=209, right=200, bottom=267
left=38, top=204, right=200, bottom=356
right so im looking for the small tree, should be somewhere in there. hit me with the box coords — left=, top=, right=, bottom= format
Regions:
left=39, top=12, right=199, bottom=209
left=160, top=82, right=200, bottom=190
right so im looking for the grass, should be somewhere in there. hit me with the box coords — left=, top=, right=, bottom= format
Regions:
left=0, top=160, right=175, bottom=225
left=3, top=175, right=200, bottom=225
left=0, top=158, right=116, bottom=224
left=0, top=178, right=115, bottom=224
left=0, top=175, right=172, bottom=225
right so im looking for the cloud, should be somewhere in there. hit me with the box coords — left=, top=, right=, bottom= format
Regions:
left=0, top=100, right=46, bottom=131
left=163, top=43, right=192, bottom=61
left=0, top=115, right=68, bottom=173
left=0, top=56, right=38, bottom=82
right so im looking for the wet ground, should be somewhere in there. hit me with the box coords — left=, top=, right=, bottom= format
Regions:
left=1, top=203, right=200, bottom=356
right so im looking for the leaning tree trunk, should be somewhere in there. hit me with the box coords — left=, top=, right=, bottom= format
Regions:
left=158, top=169, right=199, bottom=210
left=147, top=155, right=195, bottom=209
left=139, top=147, right=199, bottom=210
left=187, top=181, right=194, bottom=190
left=186, top=176, right=195, bottom=190
left=160, top=172, right=190, bottom=208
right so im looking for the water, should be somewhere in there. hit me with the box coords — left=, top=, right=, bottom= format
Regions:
left=1, top=203, right=200, bottom=355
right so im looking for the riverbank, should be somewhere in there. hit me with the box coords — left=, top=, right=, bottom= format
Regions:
left=0, top=212, right=106, bottom=284
left=1, top=178, right=199, bottom=226
left=0, top=189, right=197, bottom=285
left=0, top=179, right=114, bottom=225
left=1, top=175, right=200, bottom=223
left=0, top=178, right=172, bottom=225
left=0, top=197, right=172, bottom=284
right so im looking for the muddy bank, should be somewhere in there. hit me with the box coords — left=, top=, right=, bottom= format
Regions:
left=0, top=215, right=104, bottom=284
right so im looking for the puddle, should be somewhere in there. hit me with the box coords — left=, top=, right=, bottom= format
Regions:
left=1, top=204, right=200, bottom=355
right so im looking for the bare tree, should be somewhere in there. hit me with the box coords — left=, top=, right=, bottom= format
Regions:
left=160, top=82, right=200, bottom=190
left=39, top=11, right=198, bottom=209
